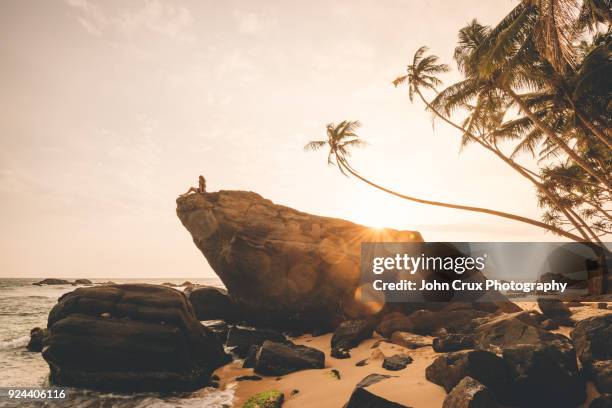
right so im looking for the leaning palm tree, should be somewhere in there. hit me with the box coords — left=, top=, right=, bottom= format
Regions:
left=304, top=121, right=584, bottom=241
left=394, top=44, right=601, bottom=242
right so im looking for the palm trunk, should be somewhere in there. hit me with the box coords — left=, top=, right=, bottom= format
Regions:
left=337, top=157, right=585, bottom=242
left=505, top=87, right=612, bottom=191
left=415, top=90, right=594, bottom=241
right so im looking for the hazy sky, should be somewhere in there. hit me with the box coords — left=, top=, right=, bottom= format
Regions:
left=0, top=0, right=562, bottom=278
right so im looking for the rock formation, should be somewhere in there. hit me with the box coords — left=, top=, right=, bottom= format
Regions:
left=176, top=190, right=422, bottom=329
left=42, top=284, right=229, bottom=392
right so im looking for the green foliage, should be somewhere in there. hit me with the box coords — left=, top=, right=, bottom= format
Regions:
left=242, top=390, right=284, bottom=408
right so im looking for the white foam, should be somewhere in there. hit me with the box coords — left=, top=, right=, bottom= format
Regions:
left=0, top=335, right=29, bottom=350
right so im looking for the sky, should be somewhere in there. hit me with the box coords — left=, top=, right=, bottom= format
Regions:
left=0, top=0, right=564, bottom=279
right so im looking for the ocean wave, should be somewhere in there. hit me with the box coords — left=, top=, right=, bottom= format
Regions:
left=0, top=335, right=29, bottom=350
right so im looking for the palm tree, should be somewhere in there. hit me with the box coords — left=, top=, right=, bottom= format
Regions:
left=394, top=44, right=601, bottom=242
left=304, top=121, right=584, bottom=241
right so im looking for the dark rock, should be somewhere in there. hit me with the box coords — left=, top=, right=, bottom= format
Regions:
left=571, top=315, right=612, bottom=394
left=254, top=340, right=324, bottom=376
left=590, top=395, right=612, bottom=408
left=442, top=376, right=498, bottom=408
left=291, top=389, right=299, bottom=396
left=185, top=286, right=239, bottom=322
left=34, top=278, right=70, bottom=285
left=176, top=190, right=422, bottom=330
left=243, top=345, right=259, bottom=368
left=344, top=387, right=409, bottom=408
left=331, top=347, right=351, bottom=359
left=538, top=298, right=574, bottom=326
left=356, top=359, right=369, bottom=367
left=330, top=369, right=341, bottom=380
left=382, top=354, right=413, bottom=371
left=73, top=279, right=92, bottom=285
left=26, top=327, right=47, bottom=352
left=376, top=309, right=489, bottom=337
left=473, top=312, right=542, bottom=352
left=331, top=319, right=373, bottom=358
left=202, top=320, right=229, bottom=343
left=42, top=284, right=229, bottom=392
left=539, top=318, right=560, bottom=330
left=502, top=332, right=585, bottom=407
left=226, top=326, right=287, bottom=358
left=425, top=350, right=513, bottom=402
left=236, top=375, right=263, bottom=381
left=597, top=303, right=608, bottom=310
left=356, top=373, right=393, bottom=388
left=433, top=334, right=475, bottom=353
left=243, top=390, right=284, bottom=408
left=538, top=298, right=572, bottom=319
left=566, top=301, right=585, bottom=307
left=161, top=282, right=178, bottom=287
left=389, top=332, right=431, bottom=349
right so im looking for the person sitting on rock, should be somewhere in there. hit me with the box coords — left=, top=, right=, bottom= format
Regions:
left=181, top=175, right=206, bottom=196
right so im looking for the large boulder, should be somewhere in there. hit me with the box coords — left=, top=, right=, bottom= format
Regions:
left=42, top=284, right=229, bottom=392
left=184, top=285, right=239, bottom=321
left=253, top=340, right=325, bottom=376
left=571, top=315, right=612, bottom=394
left=176, top=191, right=422, bottom=329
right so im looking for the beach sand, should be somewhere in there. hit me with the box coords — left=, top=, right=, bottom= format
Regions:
left=215, top=302, right=610, bottom=407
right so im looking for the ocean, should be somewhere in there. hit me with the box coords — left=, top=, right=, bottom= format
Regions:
left=0, top=277, right=238, bottom=407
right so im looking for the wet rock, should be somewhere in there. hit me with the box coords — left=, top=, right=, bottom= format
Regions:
left=442, top=376, right=498, bottom=408
left=43, top=284, right=229, bottom=392
left=331, top=319, right=373, bottom=358
left=344, top=387, right=409, bottom=408
left=389, top=332, right=431, bottom=349
left=26, top=327, right=47, bottom=352
left=433, top=334, right=475, bottom=353
left=382, top=354, right=413, bottom=371
left=571, top=315, right=612, bottom=394
left=226, top=326, right=287, bottom=358
left=254, top=340, right=324, bottom=376
left=242, top=390, right=284, bottom=408
left=73, top=279, right=92, bottom=285
left=176, top=190, right=422, bottom=330
left=502, top=332, right=585, bottom=407
left=34, top=278, right=70, bottom=285
left=425, top=350, right=513, bottom=402
left=202, top=320, right=229, bottom=343
left=185, top=285, right=239, bottom=322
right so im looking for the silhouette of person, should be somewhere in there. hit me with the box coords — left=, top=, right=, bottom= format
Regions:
left=181, top=175, right=206, bottom=196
